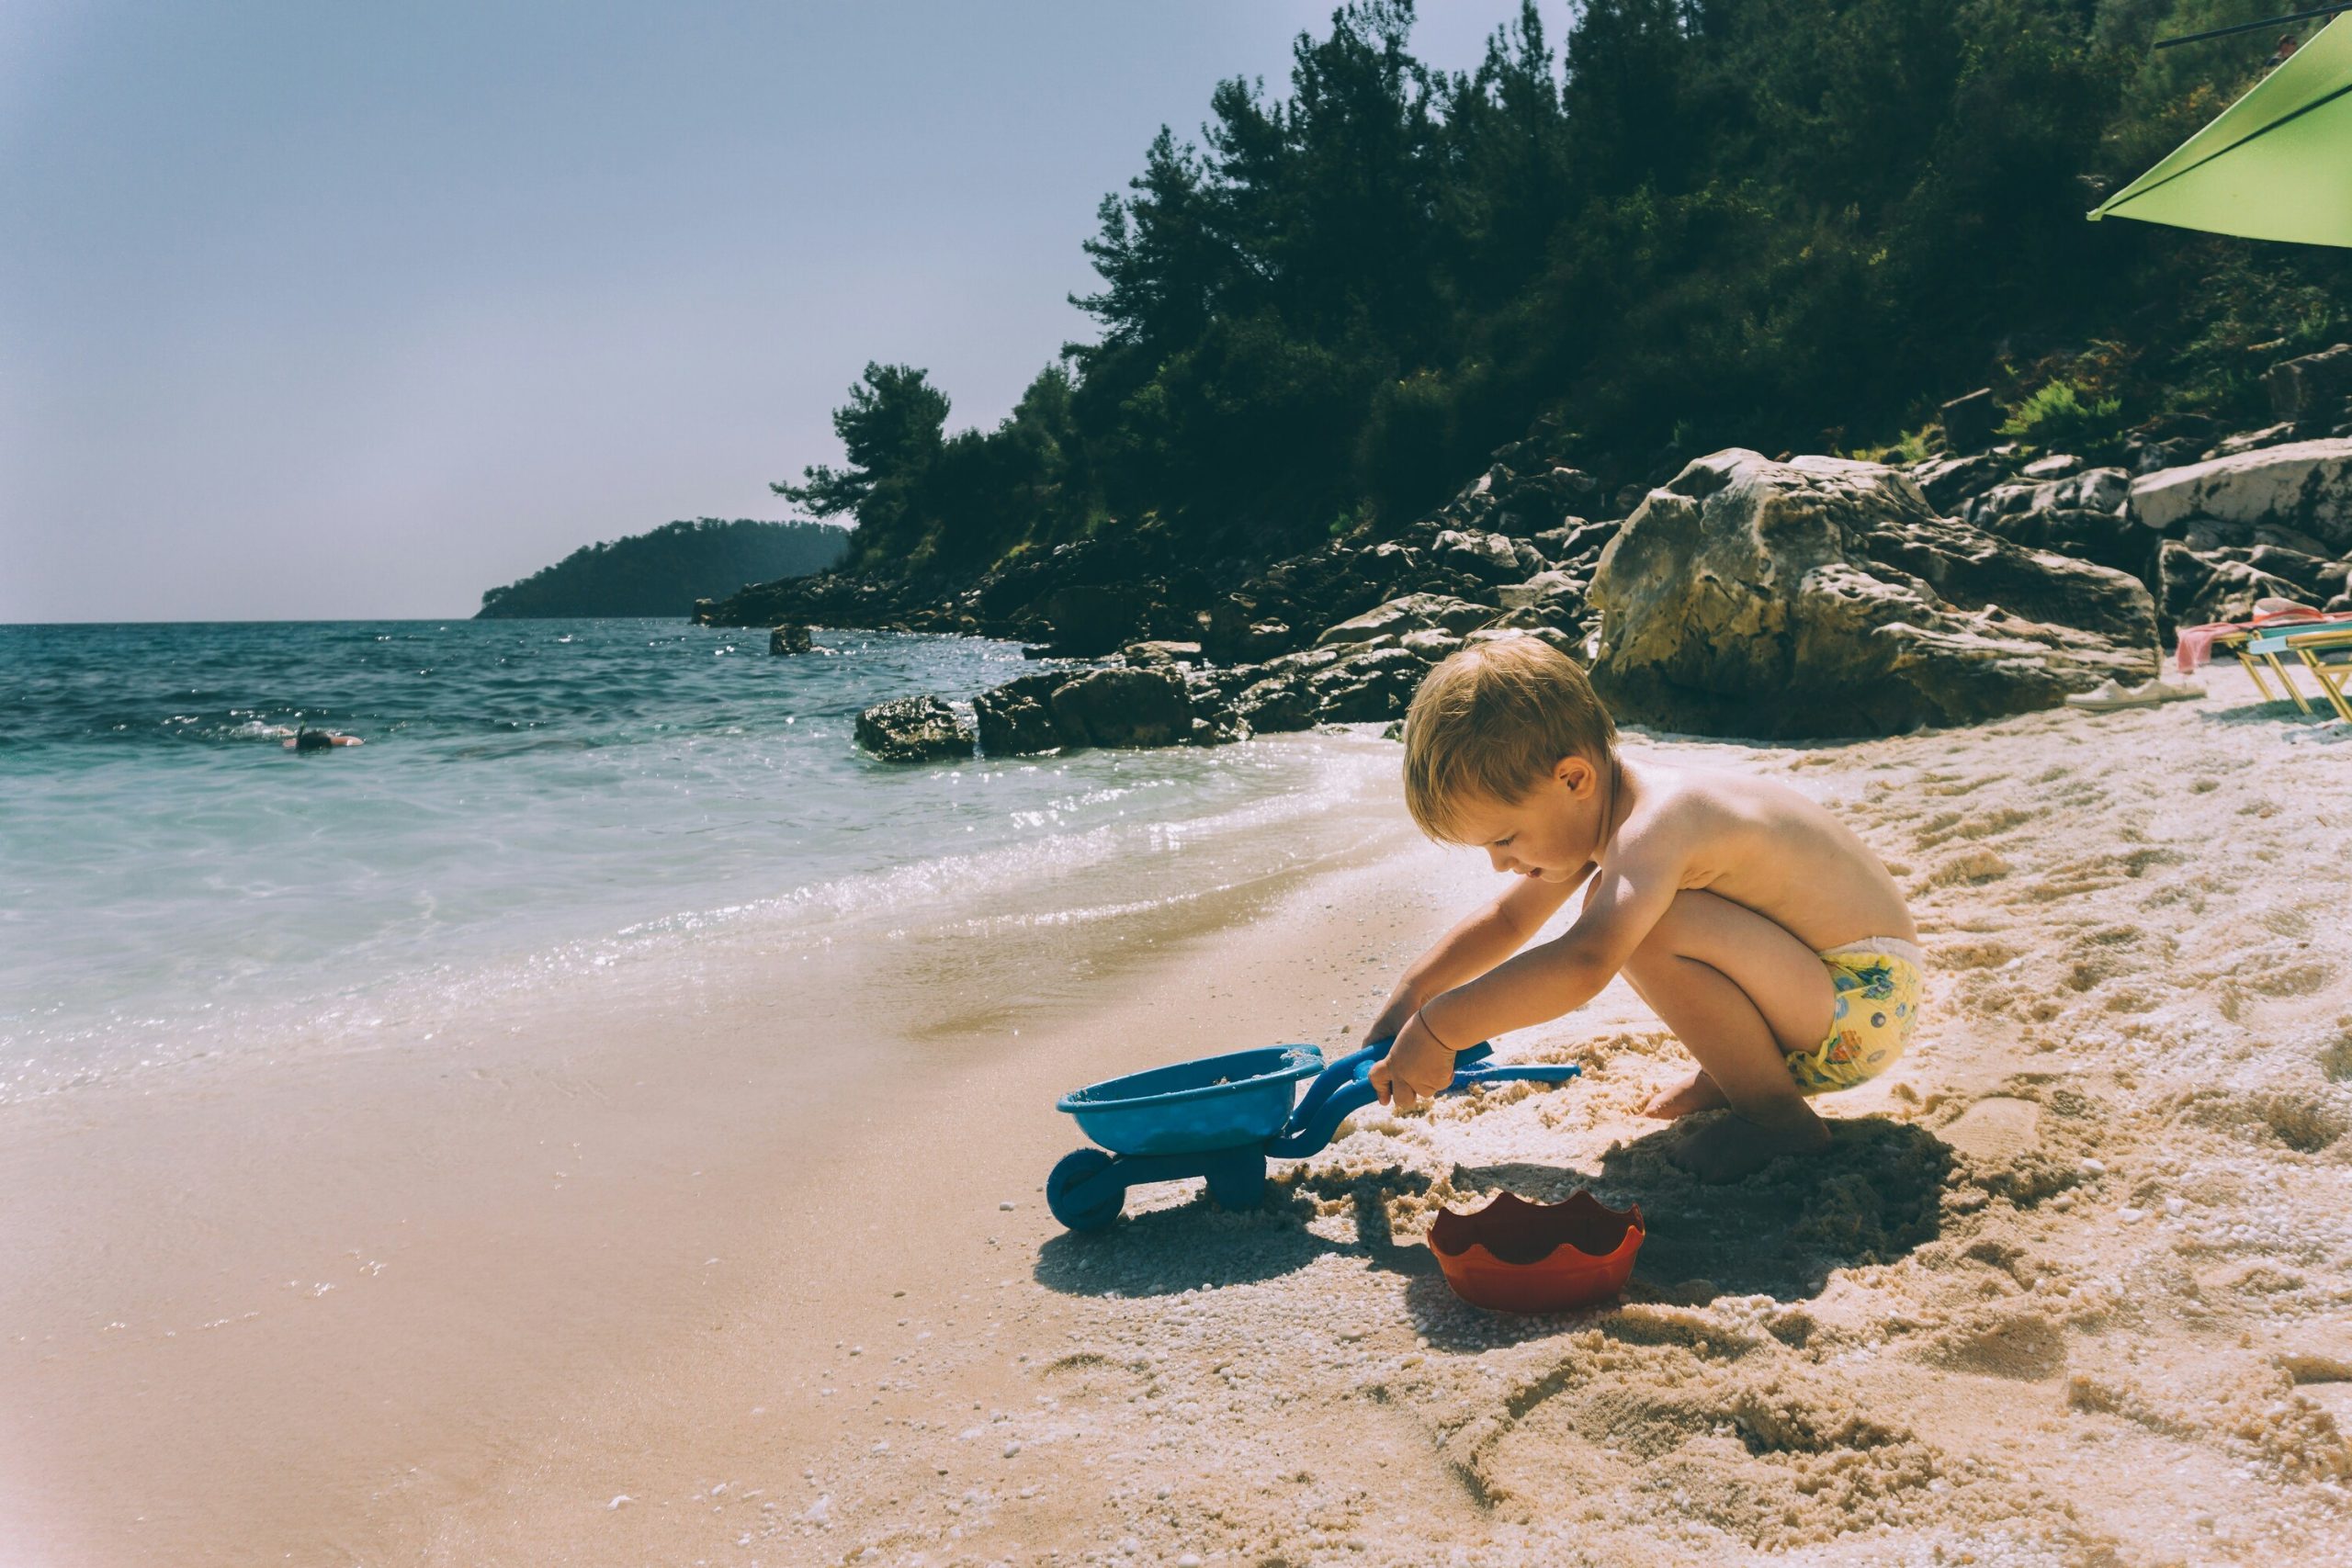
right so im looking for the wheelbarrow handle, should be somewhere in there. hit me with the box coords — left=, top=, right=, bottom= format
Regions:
left=1288, top=1033, right=1494, bottom=1132
left=1265, top=1050, right=1577, bottom=1159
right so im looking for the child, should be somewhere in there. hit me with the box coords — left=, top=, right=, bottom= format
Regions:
left=1363, top=636, right=1922, bottom=1182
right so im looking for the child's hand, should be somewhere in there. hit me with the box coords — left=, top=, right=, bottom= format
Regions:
left=1366, top=1011, right=1458, bottom=1113
left=1359, top=990, right=1422, bottom=1052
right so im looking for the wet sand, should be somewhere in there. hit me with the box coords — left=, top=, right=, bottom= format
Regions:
left=11, top=671, right=2352, bottom=1565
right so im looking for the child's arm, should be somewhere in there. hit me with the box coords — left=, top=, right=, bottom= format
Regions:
left=1358, top=868, right=1589, bottom=1046
left=1419, top=852, right=1681, bottom=1052
left=1374, top=859, right=1680, bottom=1111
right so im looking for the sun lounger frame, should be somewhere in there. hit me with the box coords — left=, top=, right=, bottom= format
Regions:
left=2242, top=622, right=2352, bottom=721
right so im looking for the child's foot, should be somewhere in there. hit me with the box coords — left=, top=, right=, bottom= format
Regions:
left=1639, top=1068, right=1729, bottom=1120
left=1667, top=1107, right=1831, bottom=1184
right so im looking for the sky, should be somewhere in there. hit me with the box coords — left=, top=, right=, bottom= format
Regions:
left=0, top=1, right=1538, bottom=622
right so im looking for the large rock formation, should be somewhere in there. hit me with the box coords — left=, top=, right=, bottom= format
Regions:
left=968, top=666, right=1218, bottom=755
left=2128, top=438, right=2352, bottom=549
left=2126, top=439, right=2352, bottom=622
left=1046, top=667, right=1195, bottom=749
left=971, top=674, right=1068, bottom=755
left=1589, top=450, right=2160, bottom=739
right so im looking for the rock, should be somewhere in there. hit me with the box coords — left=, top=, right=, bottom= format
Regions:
left=769, top=624, right=813, bottom=656
left=1940, top=389, right=2000, bottom=452
left=2130, top=438, right=2352, bottom=553
left=2203, top=423, right=2301, bottom=461
left=2019, top=453, right=2084, bottom=480
left=1308, top=646, right=1427, bottom=723
left=1588, top=449, right=2160, bottom=739
left=2155, top=540, right=2326, bottom=627
left=1536, top=518, right=1621, bottom=567
left=1964, top=467, right=2129, bottom=527
left=2154, top=516, right=2350, bottom=626
left=855, top=695, right=973, bottom=763
left=2263, top=343, right=2352, bottom=422
left=1971, top=505, right=2154, bottom=583
left=1464, top=626, right=1586, bottom=662
left=1233, top=672, right=1319, bottom=732
left=1119, top=639, right=1202, bottom=667
left=1362, top=541, right=1423, bottom=586
left=1315, top=593, right=1498, bottom=648
left=2131, top=437, right=2202, bottom=475
left=1909, top=452, right=2013, bottom=513
left=1040, top=582, right=1151, bottom=658
left=972, top=673, right=1067, bottom=756
left=1496, top=569, right=1586, bottom=614
left=1203, top=597, right=1297, bottom=663
left=1182, top=672, right=1250, bottom=745
left=1544, top=466, right=1603, bottom=505
left=1430, top=529, right=1523, bottom=582
left=1046, top=667, right=1195, bottom=749
left=2180, top=516, right=2341, bottom=560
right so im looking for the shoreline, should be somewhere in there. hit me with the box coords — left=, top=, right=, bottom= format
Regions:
left=0, top=732, right=1434, bottom=1567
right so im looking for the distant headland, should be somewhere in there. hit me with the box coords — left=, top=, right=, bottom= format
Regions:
left=475, top=517, right=848, bottom=619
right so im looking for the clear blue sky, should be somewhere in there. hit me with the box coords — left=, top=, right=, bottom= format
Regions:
left=0, top=1, right=1534, bottom=622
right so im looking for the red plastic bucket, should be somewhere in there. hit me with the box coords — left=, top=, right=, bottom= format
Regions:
left=1428, top=1190, right=1645, bottom=1314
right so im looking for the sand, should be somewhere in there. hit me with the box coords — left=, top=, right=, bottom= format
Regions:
left=10, top=671, right=2352, bottom=1565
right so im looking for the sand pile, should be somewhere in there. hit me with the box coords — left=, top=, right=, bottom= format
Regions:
left=732, top=672, right=2352, bottom=1565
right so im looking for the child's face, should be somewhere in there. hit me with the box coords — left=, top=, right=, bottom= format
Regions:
left=1454, top=756, right=1611, bottom=881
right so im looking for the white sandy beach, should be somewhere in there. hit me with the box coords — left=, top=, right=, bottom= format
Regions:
left=9, top=671, right=2352, bottom=1566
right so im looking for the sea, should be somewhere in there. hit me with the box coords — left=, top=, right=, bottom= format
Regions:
left=0, top=618, right=1404, bottom=1102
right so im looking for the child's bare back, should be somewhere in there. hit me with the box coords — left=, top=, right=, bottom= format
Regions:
left=1602, top=762, right=1917, bottom=957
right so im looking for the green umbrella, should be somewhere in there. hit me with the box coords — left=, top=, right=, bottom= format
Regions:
left=2090, top=14, right=2352, bottom=244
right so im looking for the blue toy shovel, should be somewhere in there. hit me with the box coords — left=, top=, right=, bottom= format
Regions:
left=1045, top=1035, right=1581, bottom=1232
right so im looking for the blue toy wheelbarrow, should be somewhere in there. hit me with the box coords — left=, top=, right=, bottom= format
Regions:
left=1044, top=1036, right=1581, bottom=1232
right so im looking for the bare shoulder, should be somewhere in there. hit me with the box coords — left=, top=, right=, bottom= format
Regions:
left=1609, top=761, right=1836, bottom=865
left=1668, top=763, right=1835, bottom=826
left=1603, top=761, right=1720, bottom=868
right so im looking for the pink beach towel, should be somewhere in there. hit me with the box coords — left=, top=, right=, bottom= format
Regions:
left=2173, top=602, right=2337, bottom=674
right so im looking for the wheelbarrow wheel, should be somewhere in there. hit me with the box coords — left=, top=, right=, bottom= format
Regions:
left=1046, top=1147, right=1123, bottom=1232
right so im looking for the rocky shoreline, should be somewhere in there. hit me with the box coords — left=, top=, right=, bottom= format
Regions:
left=700, top=355, right=2352, bottom=760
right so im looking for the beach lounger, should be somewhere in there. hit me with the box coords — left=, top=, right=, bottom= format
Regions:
left=2256, top=623, right=2352, bottom=723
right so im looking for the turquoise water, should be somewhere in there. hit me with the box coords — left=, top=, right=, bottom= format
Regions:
left=0, top=620, right=1395, bottom=1095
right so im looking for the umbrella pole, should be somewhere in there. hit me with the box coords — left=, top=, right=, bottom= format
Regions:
left=2157, top=3, right=2349, bottom=49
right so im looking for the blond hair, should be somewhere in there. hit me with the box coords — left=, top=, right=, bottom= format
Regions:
left=1401, top=635, right=1616, bottom=842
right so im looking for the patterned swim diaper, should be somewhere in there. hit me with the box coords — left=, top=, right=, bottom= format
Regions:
left=1783, top=937, right=1927, bottom=1095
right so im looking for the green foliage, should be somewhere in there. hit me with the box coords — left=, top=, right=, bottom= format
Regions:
left=1852, top=423, right=1943, bottom=467
left=477, top=519, right=848, bottom=619
left=774, top=0, right=2352, bottom=582
left=1999, top=379, right=2127, bottom=448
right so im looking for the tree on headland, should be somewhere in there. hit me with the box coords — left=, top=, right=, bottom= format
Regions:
left=770, top=0, right=2352, bottom=590
left=476, top=518, right=848, bottom=618
left=771, top=363, right=950, bottom=547
left=775, top=361, right=1096, bottom=574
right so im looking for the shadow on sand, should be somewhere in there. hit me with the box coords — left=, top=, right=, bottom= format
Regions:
left=1035, top=1114, right=1951, bottom=1335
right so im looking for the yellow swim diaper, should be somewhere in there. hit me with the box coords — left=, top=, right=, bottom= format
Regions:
left=1783, top=938, right=1926, bottom=1095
